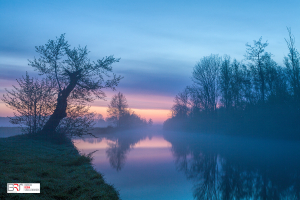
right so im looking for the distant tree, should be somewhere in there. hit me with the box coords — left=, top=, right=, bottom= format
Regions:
left=106, top=92, right=129, bottom=127
left=263, top=54, right=289, bottom=103
left=231, top=60, right=250, bottom=109
left=171, top=88, right=191, bottom=118
left=164, top=33, right=300, bottom=137
left=148, top=118, right=153, bottom=126
left=95, top=113, right=104, bottom=122
left=107, top=92, right=149, bottom=128
left=245, top=37, right=269, bottom=104
left=119, top=111, right=148, bottom=128
left=94, top=113, right=107, bottom=127
left=2, top=73, right=56, bottom=134
left=219, top=55, right=233, bottom=110
left=284, top=28, right=300, bottom=102
left=191, top=54, right=221, bottom=113
left=29, top=34, right=122, bottom=136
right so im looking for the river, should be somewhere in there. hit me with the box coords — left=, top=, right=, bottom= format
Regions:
left=73, top=127, right=300, bottom=200
left=2, top=127, right=299, bottom=199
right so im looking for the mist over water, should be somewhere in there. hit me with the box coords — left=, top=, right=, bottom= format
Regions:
left=73, top=128, right=300, bottom=200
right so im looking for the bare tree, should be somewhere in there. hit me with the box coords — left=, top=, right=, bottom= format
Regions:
left=284, top=27, right=300, bottom=102
left=191, top=54, right=221, bottom=113
left=230, top=60, right=250, bottom=109
left=148, top=119, right=153, bottom=126
left=28, top=34, right=122, bottom=135
left=245, top=37, right=269, bottom=104
left=171, top=88, right=191, bottom=118
left=106, top=92, right=149, bottom=128
left=56, top=104, right=96, bottom=137
left=106, top=92, right=129, bottom=127
left=2, top=73, right=56, bottom=134
left=219, top=55, right=233, bottom=110
left=2, top=73, right=97, bottom=137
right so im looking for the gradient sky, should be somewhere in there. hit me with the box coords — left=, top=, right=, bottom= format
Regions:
left=1, top=0, right=300, bottom=123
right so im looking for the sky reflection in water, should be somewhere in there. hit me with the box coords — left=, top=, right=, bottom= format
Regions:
left=73, top=130, right=193, bottom=200
left=73, top=129, right=300, bottom=200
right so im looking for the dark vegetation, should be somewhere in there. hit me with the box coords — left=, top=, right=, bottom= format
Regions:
left=0, top=35, right=154, bottom=199
left=1, top=35, right=152, bottom=140
left=0, top=35, right=130, bottom=198
left=2, top=73, right=97, bottom=140
left=2, top=34, right=122, bottom=142
left=106, top=92, right=153, bottom=129
left=0, top=134, right=119, bottom=199
left=164, top=28, right=300, bottom=139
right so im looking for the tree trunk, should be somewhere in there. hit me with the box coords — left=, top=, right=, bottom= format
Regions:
left=41, top=70, right=82, bottom=135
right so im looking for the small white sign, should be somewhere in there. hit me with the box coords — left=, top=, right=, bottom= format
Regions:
left=7, top=183, right=40, bottom=193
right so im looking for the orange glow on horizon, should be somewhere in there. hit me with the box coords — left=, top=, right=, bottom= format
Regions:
left=74, top=136, right=172, bottom=150
left=90, top=106, right=170, bottom=124
left=0, top=104, right=171, bottom=124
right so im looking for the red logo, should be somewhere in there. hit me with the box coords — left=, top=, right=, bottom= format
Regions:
left=14, top=184, right=19, bottom=191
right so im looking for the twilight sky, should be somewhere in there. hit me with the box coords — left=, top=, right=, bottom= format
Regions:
left=1, top=0, right=300, bottom=123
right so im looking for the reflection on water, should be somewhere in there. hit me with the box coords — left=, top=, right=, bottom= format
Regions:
left=164, top=131, right=300, bottom=200
left=73, top=129, right=300, bottom=200
left=75, top=130, right=150, bottom=171
left=73, top=128, right=192, bottom=200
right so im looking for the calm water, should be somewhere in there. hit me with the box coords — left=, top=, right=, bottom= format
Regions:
left=73, top=128, right=300, bottom=200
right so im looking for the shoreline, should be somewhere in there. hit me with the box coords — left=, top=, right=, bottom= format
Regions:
left=0, top=131, right=119, bottom=199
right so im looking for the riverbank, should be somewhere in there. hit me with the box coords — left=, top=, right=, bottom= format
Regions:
left=0, top=133, right=119, bottom=199
left=163, top=104, right=300, bottom=140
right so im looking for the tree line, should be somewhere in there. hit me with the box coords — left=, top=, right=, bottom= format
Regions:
left=164, top=28, right=300, bottom=138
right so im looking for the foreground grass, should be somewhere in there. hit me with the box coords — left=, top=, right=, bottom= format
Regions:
left=0, top=134, right=119, bottom=200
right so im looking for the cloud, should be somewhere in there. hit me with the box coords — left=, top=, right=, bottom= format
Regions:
left=114, top=58, right=193, bottom=97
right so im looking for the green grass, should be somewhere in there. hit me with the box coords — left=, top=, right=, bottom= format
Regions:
left=0, top=134, right=120, bottom=200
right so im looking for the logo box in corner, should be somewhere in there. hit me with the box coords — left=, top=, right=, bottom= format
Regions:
left=7, top=183, right=40, bottom=193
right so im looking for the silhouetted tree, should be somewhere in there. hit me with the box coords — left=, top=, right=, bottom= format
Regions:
left=231, top=60, right=250, bottom=109
left=245, top=37, right=269, bottom=104
left=284, top=28, right=300, bottom=102
left=56, top=104, right=96, bottom=137
left=264, top=54, right=289, bottom=103
left=219, top=55, right=233, bottom=110
left=107, top=92, right=149, bottom=128
left=2, top=73, right=97, bottom=137
left=120, top=111, right=148, bottom=128
left=171, top=88, right=190, bottom=118
left=148, top=118, right=153, bottom=126
left=191, top=54, right=221, bottom=114
left=106, top=92, right=129, bottom=127
left=94, top=113, right=107, bottom=127
left=29, top=34, right=122, bottom=136
left=2, top=73, right=56, bottom=134
left=163, top=31, right=300, bottom=137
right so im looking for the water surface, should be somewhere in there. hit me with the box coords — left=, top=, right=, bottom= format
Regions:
left=74, top=129, right=300, bottom=200
left=2, top=127, right=299, bottom=199
left=73, top=129, right=193, bottom=200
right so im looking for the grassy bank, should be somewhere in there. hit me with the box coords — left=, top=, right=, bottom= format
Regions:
left=0, top=133, right=119, bottom=200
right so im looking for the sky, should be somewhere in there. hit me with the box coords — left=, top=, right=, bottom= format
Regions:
left=0, top=0, right=300, bottom=123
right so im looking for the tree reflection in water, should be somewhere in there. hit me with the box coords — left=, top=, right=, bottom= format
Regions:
left=103, top=129, right=152, bottom=171
left=106, top=142, right=129, bottom=171
left=164, top=131, right=300, bottom=200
